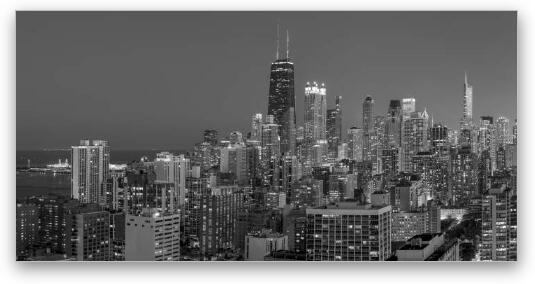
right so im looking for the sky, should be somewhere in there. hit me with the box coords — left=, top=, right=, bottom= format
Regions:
left=16, top=11, right=517, bottom=150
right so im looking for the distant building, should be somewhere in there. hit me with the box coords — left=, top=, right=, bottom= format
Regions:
left=326, top=96, right=342, bottom=160
left=362, top=95, right=374, bottom=161
left=304, top=81, right=328, bottom=165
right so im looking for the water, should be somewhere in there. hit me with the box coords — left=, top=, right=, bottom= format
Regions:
left=16, top=149, right=187, bottom=199
left=16, top=149, right=187, bottom=168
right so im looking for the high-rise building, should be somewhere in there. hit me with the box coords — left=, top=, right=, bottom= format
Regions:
left=429, top=123, right=449, bottom=157
left=402, top=98, right=416, bottom=121
left=480, top=184, right=517, bottom=261
left=512, top=118, right=517, bottom=145
left=69, top=210, right=111, bottom=261
left=268, top=29, right=296, bottom=155
left=220, top=138, right=248, bottom=185
left=305, top=202, right=392, bottom=261
left=386, top=100, right=402, bottom=147
left=496, top=116, right=511, bottom=148
left=347, top=127, right=363, bottom=162
left=203, top=129, right=219, bottom=146
left=251, top=113, right=263, bottom=141
left=304, top=82, right=328, bottom=165
left=400, top=111, right=429, bottom=172
left=71, top=139, right=110, bottom=205
left=362, top=95, right=374, bottom=161
left=187, top=186, right=245, bottom=257
left=125, top=208, right=181, bottom=261
left=153, top=152, right=190, bottom=210
left=461, top=72, right=474, bottom=130
left=16, top=203, right=39, bottom=257
left=326, top=96, right=342, bottom=160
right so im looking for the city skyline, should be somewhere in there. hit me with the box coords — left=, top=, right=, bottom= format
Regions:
left=16, top=11, right=517, bottom=263
left=17, top=11, right=516, bottom=150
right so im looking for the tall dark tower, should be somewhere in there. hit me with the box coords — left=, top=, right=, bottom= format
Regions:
left=268, top=28, right=296, bottom=155
left=385, top=100, right=402, bottom=147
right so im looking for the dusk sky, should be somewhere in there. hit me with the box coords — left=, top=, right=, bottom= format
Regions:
left=16, top=11, right=516, bottom=150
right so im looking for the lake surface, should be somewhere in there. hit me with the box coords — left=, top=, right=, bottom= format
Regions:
left=16, top=149, right=187, bottom=199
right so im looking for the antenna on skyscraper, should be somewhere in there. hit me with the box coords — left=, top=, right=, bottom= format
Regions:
left=276, top=23, right=280, bottom=60
left=465, top=71, right=468, bottom=85
left=286, top=30, right=290, bottom=59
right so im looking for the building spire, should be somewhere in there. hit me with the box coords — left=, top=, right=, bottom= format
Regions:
left=276, top=23, right=280, bottom=60
left=286, top=30, right=290, bottom=59
left=465, top=71, right=468, bottom=85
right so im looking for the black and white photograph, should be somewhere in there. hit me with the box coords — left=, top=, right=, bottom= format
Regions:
left=14, top=10, right=518, bottom=263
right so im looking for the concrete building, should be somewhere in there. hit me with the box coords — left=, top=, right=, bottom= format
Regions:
left=305, top=202, right=392, bottom=261
left=396, top=233, right=459, bottom=261
left=125, top=208, right=180, bottom=261
left=480, top=184, right=517, bottom=261
left=71, top=139, right=110, bottom=205
left=70, top=210, right=111, bottom=261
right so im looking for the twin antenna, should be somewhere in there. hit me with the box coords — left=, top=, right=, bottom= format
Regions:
left=276, top=23, right=290, bottom=60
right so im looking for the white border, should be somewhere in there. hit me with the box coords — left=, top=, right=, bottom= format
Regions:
left=4, top=1, right=532, bottom=284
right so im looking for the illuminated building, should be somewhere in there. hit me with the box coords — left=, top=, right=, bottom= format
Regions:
left=251, top=113, right=263, bottom=141
left=16, top=203, right=39, bottom=257
left=496, top=116, right=511, bottom=148
left=347, top=127, right=363, bottom=162
left=71, top=139, right=110, bottom=205
left=187, top=186, right=245, bottom=257
left=429, top=123, right=449, bottom=157
left=69, top=210, right=111, bottom=261
left=305, top=202, right=392, bottom=261
left=401, top=111, right=429, bottom=172
left=479, top=184, right=517, bottom=261
left=362, top=95, right=374, bottom=161
left=402, top=98, right=416, bottom=124
left=154, top=152, right=190, bottom=210
left=268, top=29, right=296, bottom=155
left=326, top=96, right=342, bottom=160
left=304, top=81, right=327, bottom=165
left=460, top=72, right=474, bottom=130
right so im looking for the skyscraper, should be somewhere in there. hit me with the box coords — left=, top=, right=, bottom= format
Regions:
left=153, top=152, right=190, bottom=210
left=326, top=96, right=342, bottom=160
left=461, top=72, right=474, bottom=130
left=268, top=29, right=295, bottom=155
left=250, top=113, right=263, bottom=141
left=386, top=100, right=402, bottom=147
left=362, top=95, right=374, bottom=161
left=304, top=82, right=328, bottom=165
left=496, top=116, right=511, bottom=148
left=401, top=111, right=429, bottom=172
left=347, top=127, right=364, bottom=162
left=71, top=139, right=110, bottom=205
left=401, top=98, right=416, bottom=121
left=203, top=129, right=219, bottom=146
